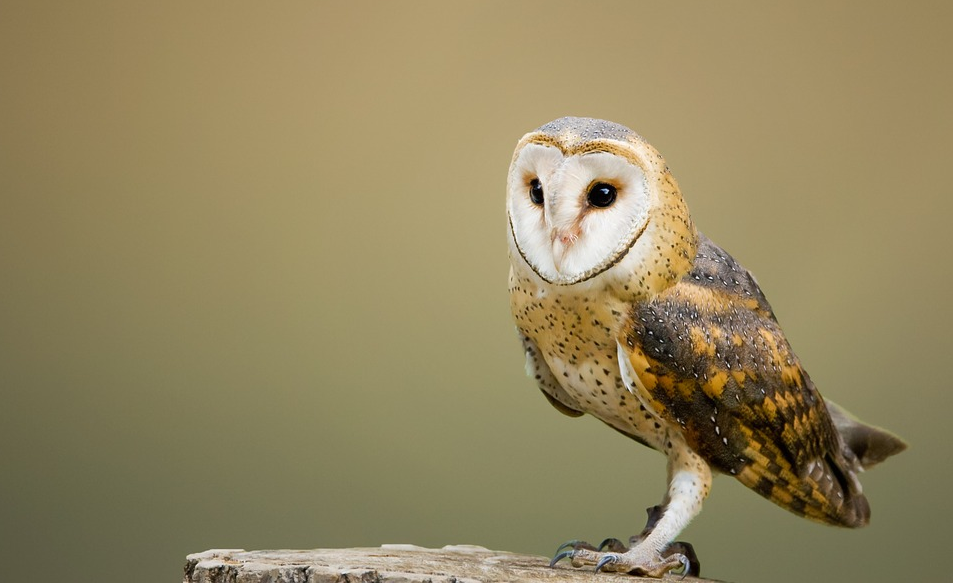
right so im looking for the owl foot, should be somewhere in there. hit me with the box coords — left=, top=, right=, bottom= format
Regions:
left=550, top=544, right=690, bottom=578
left=548, top=506, right=700, bottom=578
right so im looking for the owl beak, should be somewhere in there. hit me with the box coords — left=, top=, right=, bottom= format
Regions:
left=552, top=227, right=580, bottom=274
left=553, top=229, right=580, bottom=247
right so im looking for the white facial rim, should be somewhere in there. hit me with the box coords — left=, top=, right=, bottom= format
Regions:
left=507, top=143, right=652, bottom=285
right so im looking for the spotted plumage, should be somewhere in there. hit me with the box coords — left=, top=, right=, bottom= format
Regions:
left=506, top=117, right=906, bottom=577
left=623, top=234, right=867, bottom=526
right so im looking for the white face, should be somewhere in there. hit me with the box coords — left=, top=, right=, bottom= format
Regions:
left=507, top=143, right=652, bottom=286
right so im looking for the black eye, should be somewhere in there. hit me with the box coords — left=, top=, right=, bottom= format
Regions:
left=587, top=182, right=617, bottom=208
left=529, top=178, right=544, bottom=205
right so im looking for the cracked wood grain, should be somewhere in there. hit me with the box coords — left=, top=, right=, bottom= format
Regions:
left=183, top=545, right=725, bottom=583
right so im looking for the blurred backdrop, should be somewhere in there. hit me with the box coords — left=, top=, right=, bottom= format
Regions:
left=2, top=2, right=950, bottom=582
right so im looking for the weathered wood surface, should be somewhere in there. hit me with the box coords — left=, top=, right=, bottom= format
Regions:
left=183, top=545, right=723, bottom=583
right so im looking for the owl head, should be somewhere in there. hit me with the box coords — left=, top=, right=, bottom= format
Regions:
left=506, top=117, right=698, bottom=298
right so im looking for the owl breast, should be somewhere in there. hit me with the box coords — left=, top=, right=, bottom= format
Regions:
left=509, top=269, right=667, bottom=451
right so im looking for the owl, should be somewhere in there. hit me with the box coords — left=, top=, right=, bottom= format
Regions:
left=506, top=117, right=906, bottom=577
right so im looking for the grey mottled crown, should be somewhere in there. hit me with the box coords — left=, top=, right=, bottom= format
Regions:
left=534, top=117, right=639, bottom=144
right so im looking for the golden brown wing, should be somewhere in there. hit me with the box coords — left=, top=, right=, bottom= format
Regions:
left=619, top=234, right=870, bottom=527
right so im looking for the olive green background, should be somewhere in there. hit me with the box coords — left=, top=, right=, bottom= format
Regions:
left=2, top=2, right=949, bottom=582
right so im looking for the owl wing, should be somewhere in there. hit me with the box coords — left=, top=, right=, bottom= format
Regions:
left=521, top=332, right=663, bottom=448
left=519, top=332, right=584, bottom=418
left=617, top=234, right=870, bottom=527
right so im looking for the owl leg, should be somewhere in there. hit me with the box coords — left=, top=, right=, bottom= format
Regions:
left=551, top=437, right=711, bottom=578
left=554, top=505, right=700, bottom=575
left=623, top=505, right=701, bottom=576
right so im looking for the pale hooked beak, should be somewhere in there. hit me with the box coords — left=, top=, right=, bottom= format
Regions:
left=551, top=227, right=580, bottom=274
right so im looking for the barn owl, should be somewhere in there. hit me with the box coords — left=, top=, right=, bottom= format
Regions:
left=506, top=117, right=906, bottom=577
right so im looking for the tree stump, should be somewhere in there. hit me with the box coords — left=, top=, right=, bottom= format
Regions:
left=183, top=545, right=724, bottom=583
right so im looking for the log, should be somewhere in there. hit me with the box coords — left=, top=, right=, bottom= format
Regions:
left=183, top=545, right=724, bottom=583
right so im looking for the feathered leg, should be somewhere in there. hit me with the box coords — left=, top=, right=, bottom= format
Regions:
left=552, top=434, right=711, bottom=577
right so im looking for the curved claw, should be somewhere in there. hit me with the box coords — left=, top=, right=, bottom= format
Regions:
left=665, top=541, right=700, bottom=577
left=549, top=550, right=575, bottom=568
left=594, top=554, right=618, bottom=573
left=554, top=540, right=581, bottom=555
left=597, top=537, right=628, bottom=553
left=674, top=554, right=690, bottom=580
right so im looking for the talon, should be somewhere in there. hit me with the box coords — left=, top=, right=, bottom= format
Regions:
left=675, top=554, right=690, bottom=579
left=554, top=540, right=580, bottom=555
left=594, top=554, right=618, bottom=573
left=597, top=537, right=628, bottom=553
left=549, top=550, right=575, bottom=568
left=664, top=541, right=700, bottom=576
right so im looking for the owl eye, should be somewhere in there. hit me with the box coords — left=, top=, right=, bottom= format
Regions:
left=529, top=178, right=544, bottom=205
left=587, top=182, right=617, bottom=208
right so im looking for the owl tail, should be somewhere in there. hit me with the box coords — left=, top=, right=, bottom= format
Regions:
left=736, top=400, right=905, bottom=528
left=826, top=400, right=908, bottom=470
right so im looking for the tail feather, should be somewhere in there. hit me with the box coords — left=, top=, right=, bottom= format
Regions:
left=738, top=436, right=870, bottom=527
left=826, top=400, right=908, bottom=469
